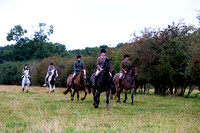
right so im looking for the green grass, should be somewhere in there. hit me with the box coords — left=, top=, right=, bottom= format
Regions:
left=0, top=85, right=199, bottom=133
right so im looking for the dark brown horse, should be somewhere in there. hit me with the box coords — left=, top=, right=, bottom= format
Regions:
left=88, top=58, right=115, bottom=110
left=63, top=67, right=87, bottom=103
left=113, top=65, right=138, bottom=105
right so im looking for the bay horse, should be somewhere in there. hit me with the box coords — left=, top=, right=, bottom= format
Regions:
left=47, top=69, right=58, bottom=93
left=113, top=65, right=138, bottom=105
left=22, top=70, right=31, bottom=93
left=63, top=67, right=87, bottom=103
left=88, top=58, right=115, bottom=110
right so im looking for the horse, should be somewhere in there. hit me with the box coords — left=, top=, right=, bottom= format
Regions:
left=47, top=69, right=58, bottom=93
left=88, top=58, right=115, bottom=110
left=22, top=70, right=31, bottom=93
left=113, top=65, right=138, bottom=105
left=63, top=67, right=87, bottom=103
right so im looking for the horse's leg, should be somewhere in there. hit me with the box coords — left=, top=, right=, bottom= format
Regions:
left=22, top=82, right=24, bottom=92
left=71, top=90, right=76, bottom=101
left=131, top=87, right=135, bottom=105
left=49, top=84, right=52, bottom=92
left=77, top=90, right=79, bottom=103
left=26, top=84, right=29, bottom=93
left=94, top=91, right=100, bottom=108
left=47, top=85, right=49, bottom=93
left=81, top=87, right=87, bottom=101
left=123, top=89, right=127, bottom=103
left=106, top=90, right=110, bottom=110
left=116, top=87, right=122, bottom=103
left=92, top=89, right=96, bottom=106
left=52, top=85, right=55, bottom=92
left=110, top=93, right=113, bottom=100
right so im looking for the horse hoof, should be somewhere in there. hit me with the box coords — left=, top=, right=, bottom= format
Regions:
left=131, top=102, right=134, bottom=105
left=47, top=91, right=49, bottom=93
left=26, top=91, right=28, bottom=93
left=71, top=98, right=74, bottom=101
left=123, top=100, right=126, bottom=103
left=22, top=89, right=24, bottom=92
left=81, top=98, right=84, bottom=101
left=116, top=100, right=121, bottom=103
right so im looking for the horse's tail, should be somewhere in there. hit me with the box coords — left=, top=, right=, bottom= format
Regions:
left=63, top=87, right=71, bottom=95
left=87, top=80, right=92, bottom=94
left=111, top=82, right=116, bottom=95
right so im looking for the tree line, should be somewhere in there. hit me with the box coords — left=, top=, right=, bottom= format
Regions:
left=0, top=18, right=199, bottom=97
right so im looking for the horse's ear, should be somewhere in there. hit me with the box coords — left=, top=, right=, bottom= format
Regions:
left=110, top=58, right=112, bottom=61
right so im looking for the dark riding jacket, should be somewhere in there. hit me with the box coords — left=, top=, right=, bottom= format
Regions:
left=74, top=61, right=84, bottom=73
left=97, top=56, right=108, bottom=70
left=120, top=60, right=131, bottom=73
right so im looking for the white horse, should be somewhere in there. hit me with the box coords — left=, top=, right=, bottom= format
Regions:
left=47, top=69, right=58, bottom=93
left=22, top=70, right=31, bottom=93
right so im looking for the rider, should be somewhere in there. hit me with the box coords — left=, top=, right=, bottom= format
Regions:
left=93, top=48, right=108, bottom=86
left=43, top=62, right=57, bottom=87
left=118, top=54, right=131, bottom=88
left=21, top=64, right=31, bottom=84
left=69, top=55, right=84, bottom=86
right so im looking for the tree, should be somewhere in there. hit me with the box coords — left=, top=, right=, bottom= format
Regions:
left=7, top=25, right=27, bottom=42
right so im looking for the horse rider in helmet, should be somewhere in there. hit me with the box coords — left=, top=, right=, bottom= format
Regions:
left=43, top=62, right=58, bottom=87
left=69, top=55, right=84, bottom=87
left=118, top=54, right=131, bottom=88
left=93, top=48, right=109, bottom=87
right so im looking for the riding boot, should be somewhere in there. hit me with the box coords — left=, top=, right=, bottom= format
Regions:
left=118, top=78, right=122, bottom=88
left=43, top=77, right=48, bottom=87
left=69, top=76, right=75, bottom=87
left=94, top=76, right=97, bottom=87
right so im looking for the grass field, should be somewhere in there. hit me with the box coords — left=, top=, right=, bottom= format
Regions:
left=0, top=85, right=199, bottom=133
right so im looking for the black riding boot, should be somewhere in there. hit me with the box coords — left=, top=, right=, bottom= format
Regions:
left=118, top=78, right=122, bottom=88
left=70, top=76, right=75, bottom=86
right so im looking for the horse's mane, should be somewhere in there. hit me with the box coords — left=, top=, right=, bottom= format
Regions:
left=127, top=65, right=135, bottom=73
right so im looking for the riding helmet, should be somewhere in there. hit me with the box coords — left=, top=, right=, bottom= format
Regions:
left=50, top=62, right=53, bottom=65
left=124, top=54, right=130, bottom=59
left=77, top=55, right=81, bottom=59
left=24, top=64, right=28, bottom=66
left=100, top=48, right=106, bottom=53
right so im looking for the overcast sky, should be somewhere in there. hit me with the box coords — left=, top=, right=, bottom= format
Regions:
left=0, top=0, right=199, bottom=50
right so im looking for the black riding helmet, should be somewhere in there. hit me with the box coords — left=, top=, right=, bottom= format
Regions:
left=77, top=55, right=81, bottom=59
left=124, top=54, right=130, bottom=59
left=100, top=48, right=106, bottom=53
left=50, top=62, right=53, bottom=65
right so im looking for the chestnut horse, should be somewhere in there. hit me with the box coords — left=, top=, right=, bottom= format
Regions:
left=63, top=67, right=87, bottom=103
left=113, top=65, right=138, bottom=105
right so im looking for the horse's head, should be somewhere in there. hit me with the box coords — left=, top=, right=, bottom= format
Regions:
left=128, top=65, right=138, bottom=77
left=104, top=58, right=115, bottom=76
left=24, top=70, right=29, bottom=78
left=81, top=66, right=87, bottom=80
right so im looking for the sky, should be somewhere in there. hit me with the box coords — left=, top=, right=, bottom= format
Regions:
left=0, top=0, right=199, bottom=50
